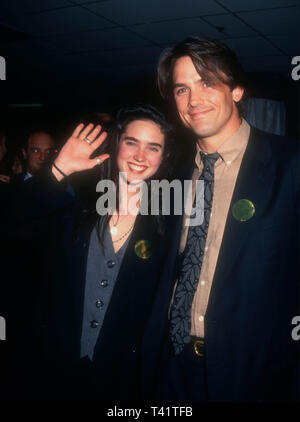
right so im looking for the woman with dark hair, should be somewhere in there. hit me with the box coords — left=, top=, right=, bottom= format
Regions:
left=85, top=104, right=175, bottom=245
left=11, top=104, right=177, bottom=401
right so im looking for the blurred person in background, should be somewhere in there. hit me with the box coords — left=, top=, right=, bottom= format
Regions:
left=11, top=148, right=25, bottom=175
left=0, top=131, right=10, bottom=186
left=16, top=130, right=56, bottom=183
left=0, top=127, right=57, bottom=400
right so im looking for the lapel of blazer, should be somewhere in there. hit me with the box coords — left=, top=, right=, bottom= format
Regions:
left=206, top=127, right=273, bottom=318
left=118, top=212, right=160, bottom=272
left=104, top=213, right=159, bottom=312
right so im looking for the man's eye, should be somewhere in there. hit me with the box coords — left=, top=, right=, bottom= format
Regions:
left=149, top=147, right=159, bottom=152
left=125, top=141, right=135, bottom=146
left=176, top=87, right=187, bottom=95
left=32, top=148, right=39, bottom=153
left=202, top=81, right=211, bottom=88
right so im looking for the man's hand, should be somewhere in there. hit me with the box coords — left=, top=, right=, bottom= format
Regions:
left=52, top=123, right=110, bottom=181
left=0, top=174, right=10, bottom=183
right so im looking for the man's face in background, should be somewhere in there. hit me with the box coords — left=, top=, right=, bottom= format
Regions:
left=22, top=132, right=55, bottom=174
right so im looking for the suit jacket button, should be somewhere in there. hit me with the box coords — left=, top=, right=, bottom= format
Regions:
left=95, top=299, right=103, bottom=308
left=107, top=260, right=115, bottom=268
left=90, top=320, right=99, bottom=328
left=99, top=279, right=108, bottom=287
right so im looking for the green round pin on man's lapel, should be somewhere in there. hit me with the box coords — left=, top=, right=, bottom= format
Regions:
left=134, top=240, right=152, bottom=259
left=232, top=199, right=255, bottom=222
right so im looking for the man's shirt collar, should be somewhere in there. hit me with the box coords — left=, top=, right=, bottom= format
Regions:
left=195, top=118, right=250, bottom=169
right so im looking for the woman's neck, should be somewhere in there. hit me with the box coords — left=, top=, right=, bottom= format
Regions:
left=118, top=175, right=142, bottom=216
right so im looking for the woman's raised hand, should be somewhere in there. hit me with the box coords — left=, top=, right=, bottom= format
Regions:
left=52, top=123, right=110, bottom=181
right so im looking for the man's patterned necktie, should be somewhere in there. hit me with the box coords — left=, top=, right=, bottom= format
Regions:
left=170, top=151, right=220, bottom=355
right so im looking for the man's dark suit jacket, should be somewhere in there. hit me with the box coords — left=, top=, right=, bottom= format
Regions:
left=7, top=170, right=170, bottom=401
left=142, top=126, right=300, bottom=402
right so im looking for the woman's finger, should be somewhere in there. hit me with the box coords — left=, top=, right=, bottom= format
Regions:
left=78, top=123, right=95, bottom=141
left=90, top=131, right=107, bottom=151
left=84, top=125, right=102, bottom=144
left=90, top=154, right=110, bottom=168
left=72, top=123, right=84, bottom=138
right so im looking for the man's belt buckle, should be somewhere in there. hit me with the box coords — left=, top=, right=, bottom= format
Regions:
left=193, top=338, right=205, bottom=357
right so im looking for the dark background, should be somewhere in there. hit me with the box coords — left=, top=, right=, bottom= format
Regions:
left=0, top=0, right=300, bottom=143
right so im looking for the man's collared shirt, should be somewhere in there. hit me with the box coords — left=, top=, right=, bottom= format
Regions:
left=179, top=118, right=250, bottom=338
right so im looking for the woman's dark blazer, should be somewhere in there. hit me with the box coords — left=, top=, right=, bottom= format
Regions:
left=9, top=169, right=171, bottom=401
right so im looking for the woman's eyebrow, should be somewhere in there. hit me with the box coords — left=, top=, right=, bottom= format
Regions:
left=148, top=142, right=162, bottom=148
left=123, top=136, right=139, bottom=142
left=124, top=136, right=162, bottom=148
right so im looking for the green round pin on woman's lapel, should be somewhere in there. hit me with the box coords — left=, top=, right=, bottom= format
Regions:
left=134, top=240, right=152, bottom=259
left=232, top=199, right=255, bottom=222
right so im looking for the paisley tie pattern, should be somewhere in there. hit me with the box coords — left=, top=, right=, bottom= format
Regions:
left=170, top=151, right=220, bottom=355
